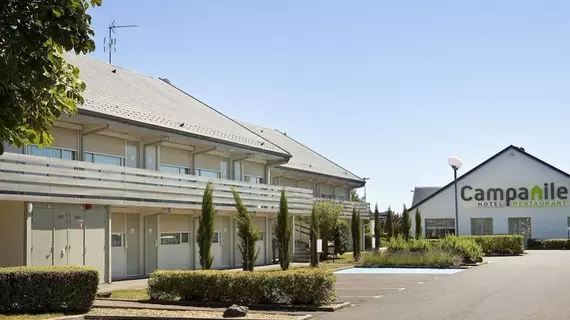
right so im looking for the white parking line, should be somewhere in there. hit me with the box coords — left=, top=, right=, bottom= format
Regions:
left=418, top=281, right=424, bottom=284
left=374, top=295, right=383, bottom=299
left=433, top=277, right=440, bottom=280
left=398, top=287, right=406, bottom=291
left=339, top=295, right=382, bottom=298
left=337, top=287, right=406, bottom=290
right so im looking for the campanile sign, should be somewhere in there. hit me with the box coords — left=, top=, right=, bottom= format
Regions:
left=461, top=182, right=569, bottom=207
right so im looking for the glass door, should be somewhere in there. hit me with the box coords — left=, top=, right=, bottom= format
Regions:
left=508, top=217, right=531, bottom=245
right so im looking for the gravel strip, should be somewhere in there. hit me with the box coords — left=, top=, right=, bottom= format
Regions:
left=88, top=308, right=296, bottom=319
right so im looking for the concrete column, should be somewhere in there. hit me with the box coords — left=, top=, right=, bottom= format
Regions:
left=104, top=206, right=111, bottom=283
left=360, top=219, right=366, bottom=253
left=25, top=203, right=32, bottom=266
left=265, top=216, right=270, bottom=264
left=291, top=215, right=296, bottom=256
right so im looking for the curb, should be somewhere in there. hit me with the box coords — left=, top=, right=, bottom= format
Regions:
left=51, top=316, right=85, bottom=320
left=85, top=316, right=311, bottom=320
left=94, top=299, right=350, bottom=312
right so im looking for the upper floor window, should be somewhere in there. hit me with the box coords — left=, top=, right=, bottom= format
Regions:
left=160, top=164, right=190, bottom=175
left=196, top=168, right=221, bottom=179
left=84, top=152, right=124, bottom=166
left=244, top=175, right=264, bottom=184
left=27, top=145, right=75, bottom=160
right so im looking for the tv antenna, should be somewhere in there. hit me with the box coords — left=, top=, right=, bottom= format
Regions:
left=104, top=20, right=139, bottom=64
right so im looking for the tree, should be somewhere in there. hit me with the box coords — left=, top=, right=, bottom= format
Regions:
left=310, top=204, right=319, bottom=267
left=374, top=204, right=381, bottom=250
left=415, top=209, right=422, bottom=239
left=197, top=182, right=215, bottom=269
left=275, top=190, right=292, bottom=270
left=402, top=204, right=412, bottom=241
left=0, top=0, right=102, bottom=155
left=232, top=189, right=261, bottom=271
left=351, top=207, right=361, bottom=262
left=386, top=207, right=394, bottom=239
left=333, top=220, right=350, bottom=255
left=315, top=201, right=342, bottom=255
left=350, top=189, right=361, bottom=202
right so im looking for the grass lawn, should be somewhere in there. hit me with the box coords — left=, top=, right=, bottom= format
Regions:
left=0, top=313, right=74, bottom=320
left=321, top=252, right=356, bottom=265
left=111, top=288, right=149, bottom=300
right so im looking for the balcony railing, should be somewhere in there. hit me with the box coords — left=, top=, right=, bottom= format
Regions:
left=0, top=153, right=314, bottom=214
left=314, top=197, right=371, bottom=217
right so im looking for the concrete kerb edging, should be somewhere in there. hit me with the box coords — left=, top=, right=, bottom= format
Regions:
left=83, top=316, right=312, bottom=320
left=94, top=299, right=350, bottom=313
left=50, top=316, right=85, bottom=320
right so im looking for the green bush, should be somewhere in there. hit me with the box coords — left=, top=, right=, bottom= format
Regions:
left=361, top=250, right=461, bottom=268
left=435, top=235, right=484, bottom=263
left=387, top=236, right=431, bottom=253
left=527, top=238, right=569, bottom=250
left=0, top=266, right=98, bottom=314
left=464, top=235, right=525, bottom=255
left=148, top=269, right=336, bottom=305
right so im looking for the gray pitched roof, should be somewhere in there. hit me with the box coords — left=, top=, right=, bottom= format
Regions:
left=65, top=53, right=289, bottom=157
left=411, top=187, right=442, bottom=206
left=240, top=121, right=364, bottom=183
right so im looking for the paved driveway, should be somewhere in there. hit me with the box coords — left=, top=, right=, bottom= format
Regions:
left=318, top=251, right=570, bottom=320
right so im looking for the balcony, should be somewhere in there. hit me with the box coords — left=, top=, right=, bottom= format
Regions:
left=0, top=153, right=313, bottom=214
left=314, top=197, right=371, bottom=218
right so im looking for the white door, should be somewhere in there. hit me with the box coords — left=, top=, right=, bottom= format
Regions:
left=158, top=232, right=191, bottom=270
left=211, top=231, right=222, bottom=268
left=31, top=207, right=54, bottom=266
left=111, top=233, right=126, bottom=280
left=256, top=232, right=265, bottom=266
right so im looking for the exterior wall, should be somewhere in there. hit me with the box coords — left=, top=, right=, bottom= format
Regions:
left=413, top=150, right=570, bottom=239
left=51, top=127, right=78, bottom=150
left=243, top=161, right=265, bottom=178
left=195, top=153, right=221, bottom=171
left=83, top=134, right=125, bottom=157
left=280, top=178, right=296, bottom=187
left=319, top=184, right=333, bottom=196
left=296, top=181, right=313, bottom=191
left=0, top=201, right=25, bottom=267
left=334, top=186, right=347, bottom=199
left=160, top=146, right=191, bottom=168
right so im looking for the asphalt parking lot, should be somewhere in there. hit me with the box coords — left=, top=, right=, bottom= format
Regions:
left=335, top=272, right=453, bottom=305
left=316, top=251, right=570, bottom=320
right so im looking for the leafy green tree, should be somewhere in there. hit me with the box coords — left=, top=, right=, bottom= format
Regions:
left=374, top=204, right=381, bottom=250
left=333, top=219, right=350, bottom=255
left=315, top=201, right=342, bottom=254
left=350, top=189, right=361, bottom=202
left=415, top=209, right=422, bottom=239
left=0, top=0, right=102, bottom=155
left=351, top=207, right=361, bottom=262
left=232, top=189, right=261, bottom=271
left=275, top=190, right=292, bottom=270
left=197, top=182, right=215, bottom=269
left=386, top=207, right=394, bottom=239
left=310, top=204, right=319, bottom=267
left=402, top=204, right=412, bottom=241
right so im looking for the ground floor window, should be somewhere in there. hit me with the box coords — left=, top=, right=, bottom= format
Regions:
left=471, top=218, right=493, bottom=235
left=160, top=232, right=189, bottom=245
left=425, top=218, right=455, bottom=239
left=111, top=234, right=124, bottom=247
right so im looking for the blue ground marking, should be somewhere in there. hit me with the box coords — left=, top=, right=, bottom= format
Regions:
left=334, top=267, right=465, bottom=275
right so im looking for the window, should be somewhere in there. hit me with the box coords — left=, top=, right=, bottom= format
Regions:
left=320, top=194, right=344, bottom=201
left=160, top=232, right=189, bottom=245
left=244, top=175, right=264, bottom=184
left=160, top=164, right=190, bottom=175
left=27, top=145, right=75, bottom=160
left=84, top=152, right=124, bottom=166
left=213, top=232, right=220, bottom=244
left=425, top=219, right=455, bottom=239
left=111, top=234, right=123, bottom=247
left=221, top=158, right=230, bottom=179
left=508, top=218, right=531, bottom=237
left=196, top=168, right=221, bottom=179
left=273, top=178, right=280, bottom=185
left=233, top=160, right=241, bottom=181
left=471, top=218, right=493, bottom=235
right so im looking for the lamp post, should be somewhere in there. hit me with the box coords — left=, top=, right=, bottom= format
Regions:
left=447, top=156, right=463, bottom=235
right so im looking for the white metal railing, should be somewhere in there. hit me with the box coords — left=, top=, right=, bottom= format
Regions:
left=314, top=197, right=371, bottom=217
left=0, top=153, right=314, bottom=214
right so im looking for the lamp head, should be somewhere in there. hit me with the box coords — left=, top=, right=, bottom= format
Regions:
left=447, top=156, right=463, bottom=170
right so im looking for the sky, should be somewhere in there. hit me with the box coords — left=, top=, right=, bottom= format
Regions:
left=86, top=1, right=570, bottom=212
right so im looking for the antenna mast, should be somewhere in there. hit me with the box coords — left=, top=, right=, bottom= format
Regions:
left=104, top=20, right=139, bottom=64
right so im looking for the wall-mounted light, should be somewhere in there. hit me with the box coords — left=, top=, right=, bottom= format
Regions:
left=26, top=202, right=33, bottom=214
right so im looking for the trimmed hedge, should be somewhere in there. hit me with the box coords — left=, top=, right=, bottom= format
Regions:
left=361, top=250, right=461, bottom=268
left=387, top=236, right=431, bottom=253
left=148, top=269, right=336, bottom=305
left=0, top=266, right=99, bottom=314
left=435, top=236, right=484, bottom=263
left=527, top=238, right=570, bottom=250
left=464, top=235, right=525, bottom=255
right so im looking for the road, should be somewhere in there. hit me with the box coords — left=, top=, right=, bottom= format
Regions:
left=318, top=251, right=570, bottom=320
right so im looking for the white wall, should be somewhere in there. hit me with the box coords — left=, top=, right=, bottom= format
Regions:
left=413, top=149, right=570, bottom=239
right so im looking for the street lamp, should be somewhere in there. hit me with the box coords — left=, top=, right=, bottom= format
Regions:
left=363, top=177, right=370, bottom=201
left=447, top=156, right=463, bottom=235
